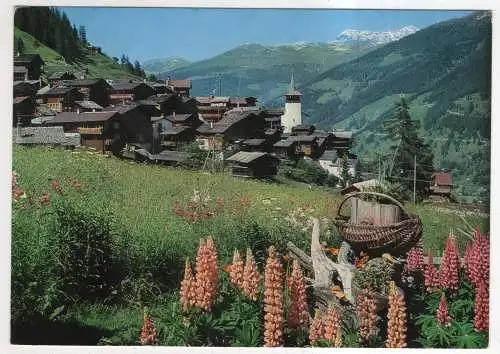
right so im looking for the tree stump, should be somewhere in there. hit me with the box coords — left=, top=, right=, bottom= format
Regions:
left=287, top=217, right=357, bottom=327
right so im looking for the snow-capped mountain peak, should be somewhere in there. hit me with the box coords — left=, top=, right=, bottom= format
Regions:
left=335, top=25, right=419, bottom=44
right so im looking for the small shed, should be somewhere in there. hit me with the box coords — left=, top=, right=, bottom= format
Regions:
left=226, top=151, right=280, bottom=178
left=430, top=171, right=453, bottom=197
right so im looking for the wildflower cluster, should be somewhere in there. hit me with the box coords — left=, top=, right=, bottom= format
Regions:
left=180, top=236, right=219, bottom=312
left=424, top=249, right=440, bottom=291
left=287, top=259, right=309, bottom=331
left=140, top=308, right=157, bottom=345
left=436, top=293, right=452, bottom=327
left=308, top=307, right=342, bottom=347
left=355, top=288, right=378, bottom=343
left=12, top=171, right=26, bottom=201
left=386, top=281, right=407, bottom=348
left=263, top=246, right=284, bottom=347
left=439, top=234, right=460, bottom=291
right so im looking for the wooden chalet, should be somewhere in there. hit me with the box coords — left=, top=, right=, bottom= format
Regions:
left=102, top=104, right=154, bottom=143
left=240, top=138, right=268, bottom=152
left=13, top=96, right=37, bottom=126
left=73, top=100, right=103, bottom=113
left=165, top=112, right=202, bottom=129
left=331, top=131, right=353, bottom=152
left=228, top=96, right=258, bottom=109
left=109, top=81, right=155, bottom=105
left=46, top=106, right=153, bottom=154
left=48, top=72, right=77, bottom=86
left=292, top=125, right=315, bottom=136
left=146, top=81, right=172, bottom=95
left=60, top=79, right=112, bottom=107
left=39, top=86, right=84, bottom=113
left=167, top=79, right=192, bottom=97
left=273, top=139, right=298, bottom=159
left=195, top=110, right=266, bottom=151
left=14, top=66, right=28, bottom=81
left=14, top=54, right=44, bottom=80
left=13, top=80, right=40, bottom=97
left=262, top=108, right=284, bottom=131
left=160, top=125, right=197, bottom=149
left=430, top=171, right=453, bottom=199
left=287, top=135, right=319, bottom=157
left=226, top=151, right=280, bottom=178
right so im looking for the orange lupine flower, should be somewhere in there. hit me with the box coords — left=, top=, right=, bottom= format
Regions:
left=180, top=258, right=196, bottom=312
left=356, top=288, right=378, bottom=342
left=229, top=249, right=244, bottom=288
left=263, top=246, right=284, bottom=347
left=386, top=281, right=407, bottom=348
left=140, top=308, right=157, bottom=345
left=323, top=307, right=340, bottom=345
left=242, top=248, right=260, bottom=301
left=194, top=238, right=218, bottom=311
left=334, top=325, right=343, bottom=348
left=287, top=259, right=309, bottom=331
left=309, top=309, right=324, bottom=346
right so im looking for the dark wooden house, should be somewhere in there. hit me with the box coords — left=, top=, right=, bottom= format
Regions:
left=287, top=135, right=319, bottom=157
left=14, top=54, right=44, bottom=80
left=46, top=106, right=153, bottom=154
left=226, top=151, right=280, bottom=178
left=13, top=96, right=37, bottom=126
left=13, top=80, right=40, bottom=97
left=292, top=125, right=315, bottom=136
left=160, top=125, right=197, bottom=149
left=228, top=96, right=258, bottom=108
left=195, top=110, right=266, bottom=150
left=331, top=131, right=353, bottom=152
left=165, top=112, right=202, bottom=129
left=273, top=139, right=298, bottom=159
left=60, top=79, right=112, bottom=107
left=109, top=81, right=155, bottom=105
left=73, top=100, right=103, bottom=113
left=14, top=66, right=28, bottom=81
left=430, top=171, right=453, bottom=199
left=39, top=86, right=84, bottom=113
left=48, top=72, right=77, bottom=86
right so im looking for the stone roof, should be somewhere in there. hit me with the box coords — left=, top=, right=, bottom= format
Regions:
left=74, top=100, right=103, bottom=110
left=226, top=151, right=273, bottom=164
left=14, top=126, right=79, bottom=146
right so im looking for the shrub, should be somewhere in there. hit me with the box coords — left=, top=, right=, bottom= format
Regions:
left=51, top=198, right=121, bottom=302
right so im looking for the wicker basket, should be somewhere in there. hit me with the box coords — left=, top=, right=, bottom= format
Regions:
left=333, top=191, right=422, bottom=257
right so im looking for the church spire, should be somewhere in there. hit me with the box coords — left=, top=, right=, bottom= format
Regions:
left=289, top=72, right=295, bottom=93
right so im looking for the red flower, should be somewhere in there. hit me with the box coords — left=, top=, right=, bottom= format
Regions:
left=424, top=249, right=440, bottom=292
left=474, top=279, right=489, bottom=332
left=40, top=192, right=51, bottom=206
left=436, top=293, right=452, bottom=327
left=405, top=242, right=424, bottom=273
left=439, top=234, right=460, bottom=291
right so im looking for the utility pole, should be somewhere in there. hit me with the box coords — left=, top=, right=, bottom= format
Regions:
left=378, top=154, right=381, bottom=181
left=413, top=154, right=417, bottom=203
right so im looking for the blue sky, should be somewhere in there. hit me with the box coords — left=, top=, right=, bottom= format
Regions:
left=59, top=8, right=472, bottom=64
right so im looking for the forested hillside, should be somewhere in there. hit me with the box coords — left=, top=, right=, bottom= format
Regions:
left=13, top=7, right=146, bottom=80
left=286, top=11, right=491, bottom=202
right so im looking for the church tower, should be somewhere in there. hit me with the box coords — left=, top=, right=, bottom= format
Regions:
left=281, top=73, right=302, bottom=133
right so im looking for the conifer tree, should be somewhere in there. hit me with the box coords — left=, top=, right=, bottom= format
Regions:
left=383, top=97, right=434, bottom=200
left=78, top=25, right=87, bottom=44
left=340, top=153, right=351, bottom=188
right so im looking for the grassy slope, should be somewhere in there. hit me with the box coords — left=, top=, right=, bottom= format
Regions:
left=13, top=146, right=488, bottom=255
left=11, top=146, right=489, bottom=343
left=14, top=27, right=141, bottom=80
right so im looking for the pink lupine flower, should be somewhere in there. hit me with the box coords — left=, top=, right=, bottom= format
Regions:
left=436, top=293, right=452, bottom=327
left=439, top=234, right=460, bottom=291
left=474, top=279, right=489, bottom=332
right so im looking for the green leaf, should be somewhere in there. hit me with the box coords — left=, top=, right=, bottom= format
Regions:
left=49, top=305, right=65, bottom=320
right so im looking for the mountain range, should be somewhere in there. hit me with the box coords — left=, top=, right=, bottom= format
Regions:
left=147, top=13, right=491, bottom=201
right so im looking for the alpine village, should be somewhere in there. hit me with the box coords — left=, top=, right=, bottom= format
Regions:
left=11, top=7, right=491, bottom=349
